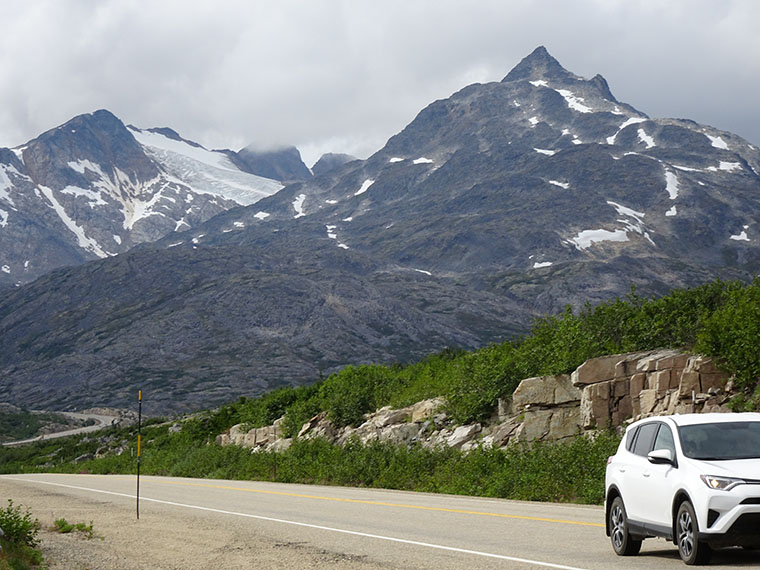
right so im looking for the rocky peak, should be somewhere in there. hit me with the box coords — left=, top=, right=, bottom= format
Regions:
left=142, top=126, right=203, bottom=149
left=22, top=109, right=159, bottom=189
left=232, top=145, right=312, bottom=183
left=311, top=153, right=357, bottom=176
left=502, top=45, right=575, bottom=83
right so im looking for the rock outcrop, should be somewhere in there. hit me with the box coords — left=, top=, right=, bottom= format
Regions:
left=216, top=351, right=733, bottom=452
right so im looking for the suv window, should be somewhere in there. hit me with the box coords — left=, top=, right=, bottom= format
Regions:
left=679, top=421, right=760, bottom=460
left=652, top=424, right=676, bottom=455
left=625, top=426, right=638, bottom=452
left=631, top=422, right=659, bottom=456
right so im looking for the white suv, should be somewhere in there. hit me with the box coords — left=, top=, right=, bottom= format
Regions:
left=605, top=413, right=760, bottom=565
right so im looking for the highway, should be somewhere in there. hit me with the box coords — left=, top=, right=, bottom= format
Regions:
left=1, top=474, right=757, bottom=569
left=2, top=411, right=120, bottom=447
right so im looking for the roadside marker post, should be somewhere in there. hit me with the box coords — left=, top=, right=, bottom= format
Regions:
left=137, top=389, right=142, bottom=520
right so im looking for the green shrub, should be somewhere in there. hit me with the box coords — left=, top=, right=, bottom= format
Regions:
left=696, top=280, right=760, bottom=396
left=0, top=500, right=40, bottom=548
left=52, top=518, right=94, bottom=539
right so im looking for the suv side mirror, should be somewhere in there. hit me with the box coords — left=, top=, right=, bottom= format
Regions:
left=648, top=448, right=675, bottom=466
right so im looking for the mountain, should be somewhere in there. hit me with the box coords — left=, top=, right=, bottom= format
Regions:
left=0, top=110, right=283, bottom=288
left=231, top=145, right=312, bottom=184
left=2, top=47, right=759, bottom=414
left=312, top=153, right=358, bottom=176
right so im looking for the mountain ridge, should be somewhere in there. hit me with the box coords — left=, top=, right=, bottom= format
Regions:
left=2, top=47, right=759, bottom=413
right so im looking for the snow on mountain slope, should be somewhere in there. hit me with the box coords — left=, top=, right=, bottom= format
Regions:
left=128, top=127, right=282, bottom=205
left=0, top=110, right=287, bottom=288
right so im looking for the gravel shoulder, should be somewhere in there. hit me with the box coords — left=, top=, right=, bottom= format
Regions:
left=0, top=478, right=393, bottom=570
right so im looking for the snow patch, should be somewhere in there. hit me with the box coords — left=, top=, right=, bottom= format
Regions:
left=413, top=157, right=434, bottom=164
left=38, top=185, right=109, bottom=257
left=0, top=166, right=19, bottom=205
left=534, top=148, right=556, bottom=156
left=570, top=229, right=630, bottom=249
left=292, top=194, right=306, bottom=218
left=665, top=171, right=680, bottom=200
left=638, top=129, right=656, bottom=148
left=0, top=208, right=7, bottom=227
left=325, top=199, right=338, bottom=204
left=354, top=179, right=375, bottom=196
left=706, top=134, right=729, bottom=150
left=68, top=159, right=105, bottom=176
left=707, top=161, right=742, bottom=172
left=730, top=225, right=750, bottom=242
left=548, top=180, right=569, bottom=189
left=529, top=116, right=539, bottom=127
left=607, top=201, right=645, bottom=222
left=61, top=185, right=108, bottom=207
left=672, top=164, right=701, bottom=172
left=337, top=243, right=349, bottom=250
left=606, top=117, right=647, bottom=144
left=326, top=224, right=337, bottom=239
left=1, top=265, right=9, bottom=274
left=513, top=100, right=521, bottom=107
left=666, top=206, right=677, bottom=217
left=113, top=235, right=122, bottom=244
left=11, top=146, right=26, bottom=163
left=414, top=269, right=432, bottom=276
left=532, top=261, right=553, bottom=268
left=556, top=89, right=592, bottom=113
left=254, top=211, right=270, bottom=220
left=389, top=157, right=404, bottom=163
left=529, top=80, right=548, bottom=87
left=234, top=221, right=245, bottom=227
left=342, top=217, right=353, bottom=222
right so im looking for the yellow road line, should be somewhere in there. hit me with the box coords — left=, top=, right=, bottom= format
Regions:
left=158, top=479, right=604, bottom=528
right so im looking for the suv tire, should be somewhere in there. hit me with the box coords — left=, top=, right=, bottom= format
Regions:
left=610, top=496, right=642, bottom=556
left=676, top=501, right=712, bottom=565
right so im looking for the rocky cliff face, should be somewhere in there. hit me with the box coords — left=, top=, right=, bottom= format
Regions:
left=217, top=350, right=732, bottom=453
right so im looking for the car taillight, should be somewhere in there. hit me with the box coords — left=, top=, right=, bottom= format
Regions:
left=607, top=456, right=614, bottom=464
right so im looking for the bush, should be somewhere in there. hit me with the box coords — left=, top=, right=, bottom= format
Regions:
left=0, top=500, right=40, bottom=548
left=696, top=280, right=760, bottom=393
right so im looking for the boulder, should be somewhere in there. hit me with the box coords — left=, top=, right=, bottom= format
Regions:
left=366, top=406, right=412, bottom=428
left=269, top=438, right=293, bottom=452
left=411, top=398, right=444, bottom=422
left=573, top=354, right=629, bottom=386
left=491, top=418, right=522, bottom=447
left=512, top=374, right=579, bottom=410
left=580, top=381, right=611, bottom=428
left=447, top=424, right=481, bottom=448
left=379, top=423, right=421, bottom=445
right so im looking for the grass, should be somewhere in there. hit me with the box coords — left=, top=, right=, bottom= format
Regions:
left=51, top=519, right=95, bottom=539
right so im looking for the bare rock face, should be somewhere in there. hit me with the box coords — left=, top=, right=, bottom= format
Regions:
left=216, top=351, right=734, bottom=454
left=576, top=350, right=731, bottom=429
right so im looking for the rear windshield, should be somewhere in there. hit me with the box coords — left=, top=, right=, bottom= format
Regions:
left=678, top=422, right=760, bottom=460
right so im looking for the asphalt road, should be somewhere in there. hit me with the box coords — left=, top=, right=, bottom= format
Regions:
left=1, top=474, right=758, bottom=569
left=2, top=411, right=120, bottom=447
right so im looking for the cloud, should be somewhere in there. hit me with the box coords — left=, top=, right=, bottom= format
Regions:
left=1, top=0, right=758, bottom=166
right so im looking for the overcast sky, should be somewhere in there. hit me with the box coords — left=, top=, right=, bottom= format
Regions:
left=1, top=0, right=758, bottom=167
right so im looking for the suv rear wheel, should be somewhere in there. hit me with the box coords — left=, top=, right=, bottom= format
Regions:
left=610, top=496, right=642, bottom=556
left=676, top=501, right=711, bottom=565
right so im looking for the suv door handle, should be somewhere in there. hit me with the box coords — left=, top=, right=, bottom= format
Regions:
left=643, top=472, right=651, bottom=478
